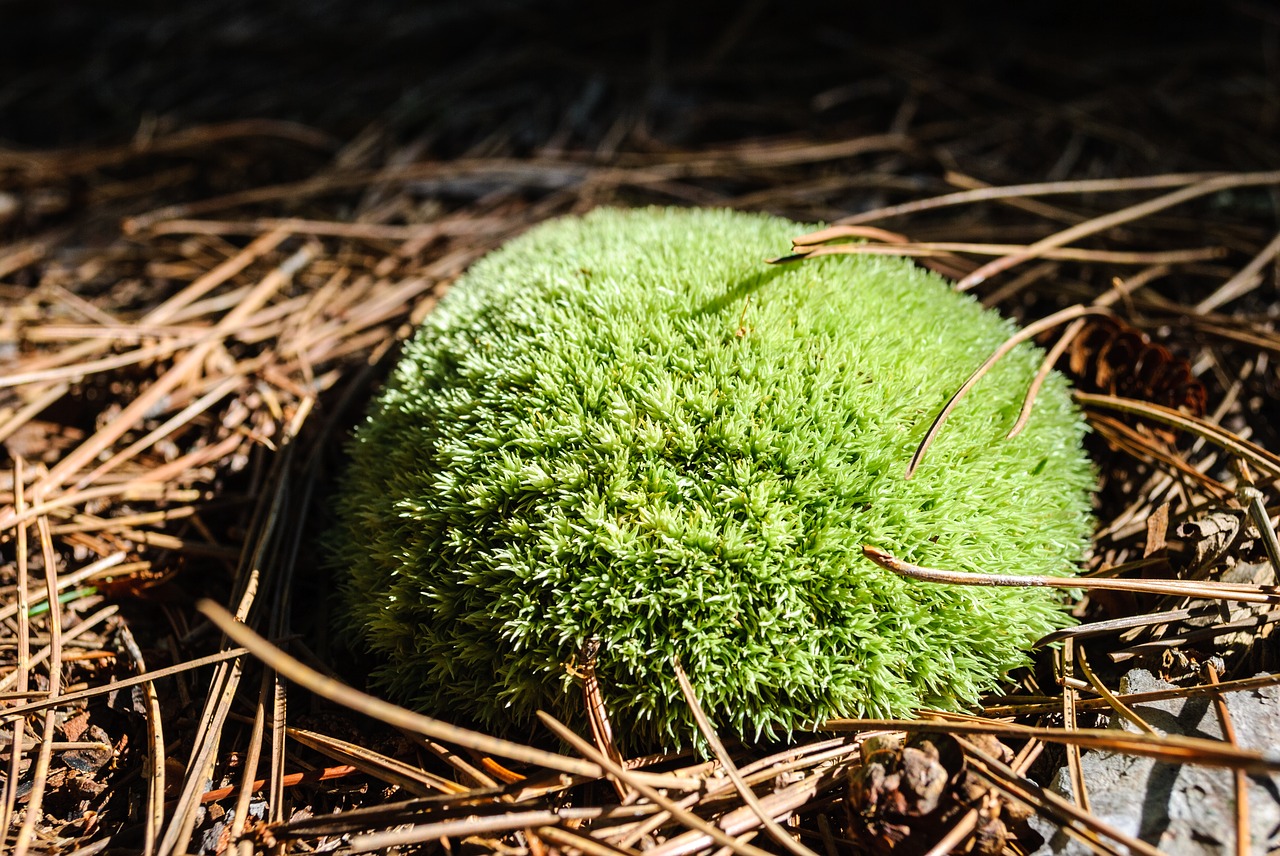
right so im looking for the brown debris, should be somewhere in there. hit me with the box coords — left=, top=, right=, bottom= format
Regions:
left=847, top=733, right=1027, bottom=856
left=1065, top=315, right=1207, bottom=433
left=3, top=4, right=1280, bottom=854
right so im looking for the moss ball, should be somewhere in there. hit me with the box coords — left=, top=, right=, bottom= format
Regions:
left=333, top=207, right=1093, bottom=748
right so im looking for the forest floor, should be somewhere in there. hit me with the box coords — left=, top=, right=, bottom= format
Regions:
left=2, top=2, right=1280, bottom=854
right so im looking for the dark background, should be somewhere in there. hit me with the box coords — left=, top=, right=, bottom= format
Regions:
left=2, top=0, right=1274, bottom=175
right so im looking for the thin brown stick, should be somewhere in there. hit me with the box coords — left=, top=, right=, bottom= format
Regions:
left=862, top=545, right=1280, bottom=605
left=672, top=660, right=820, bottom=856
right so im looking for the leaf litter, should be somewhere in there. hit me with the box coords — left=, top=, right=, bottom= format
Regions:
left=2, top=4, right=1280, bottom=854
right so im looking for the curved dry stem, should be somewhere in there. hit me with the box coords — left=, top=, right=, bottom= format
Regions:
left=1007, top=316, right=1089, bottom=440
left=906, top=304, right=1111, bottom=479
left=196, top=599, right=602, bottom=779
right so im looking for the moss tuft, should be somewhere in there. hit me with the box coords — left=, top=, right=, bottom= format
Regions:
left=332, top=207, right=1094, bottom=748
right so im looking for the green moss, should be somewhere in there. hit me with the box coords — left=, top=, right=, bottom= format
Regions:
left=332, top=207, right=1093, bottom=749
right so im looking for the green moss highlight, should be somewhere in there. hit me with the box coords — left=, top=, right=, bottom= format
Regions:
left=333, top=207, right=1094, bottom=749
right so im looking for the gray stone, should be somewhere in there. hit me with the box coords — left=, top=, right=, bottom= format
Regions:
left=1027, top=669, right=1280, bottom=855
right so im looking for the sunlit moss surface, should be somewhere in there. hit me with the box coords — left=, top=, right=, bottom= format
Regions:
left=332, top=207, right=1093, bottom=748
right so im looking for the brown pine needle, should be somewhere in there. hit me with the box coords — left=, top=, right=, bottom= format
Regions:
left=536, top=711, right=777, bottom=856
left=201, top=764, right=359, bottom=804
left=672, top=660, right=820, bottom=856
left=1076, top=393, right=1280, bottom=475
left=956, top=170, right=1280, bottom=289
left=821, top=716, right=1280, bottom=775
left=905, top=304, right=1112, bottom=478
left=836, top=172, right=1225, bottom=226
left=862, top=545, right=1280, bottom=605
left=773, top=239, right=1222, bottom=266
left=1007, top=315, right=1088, bottom=439
left=1205, top=662, right=1251, bottom=856
left=195, top=599, right=602, bottom=778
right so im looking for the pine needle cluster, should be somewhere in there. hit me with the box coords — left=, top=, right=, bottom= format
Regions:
left=332, top=207, right=1094, bottom=748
